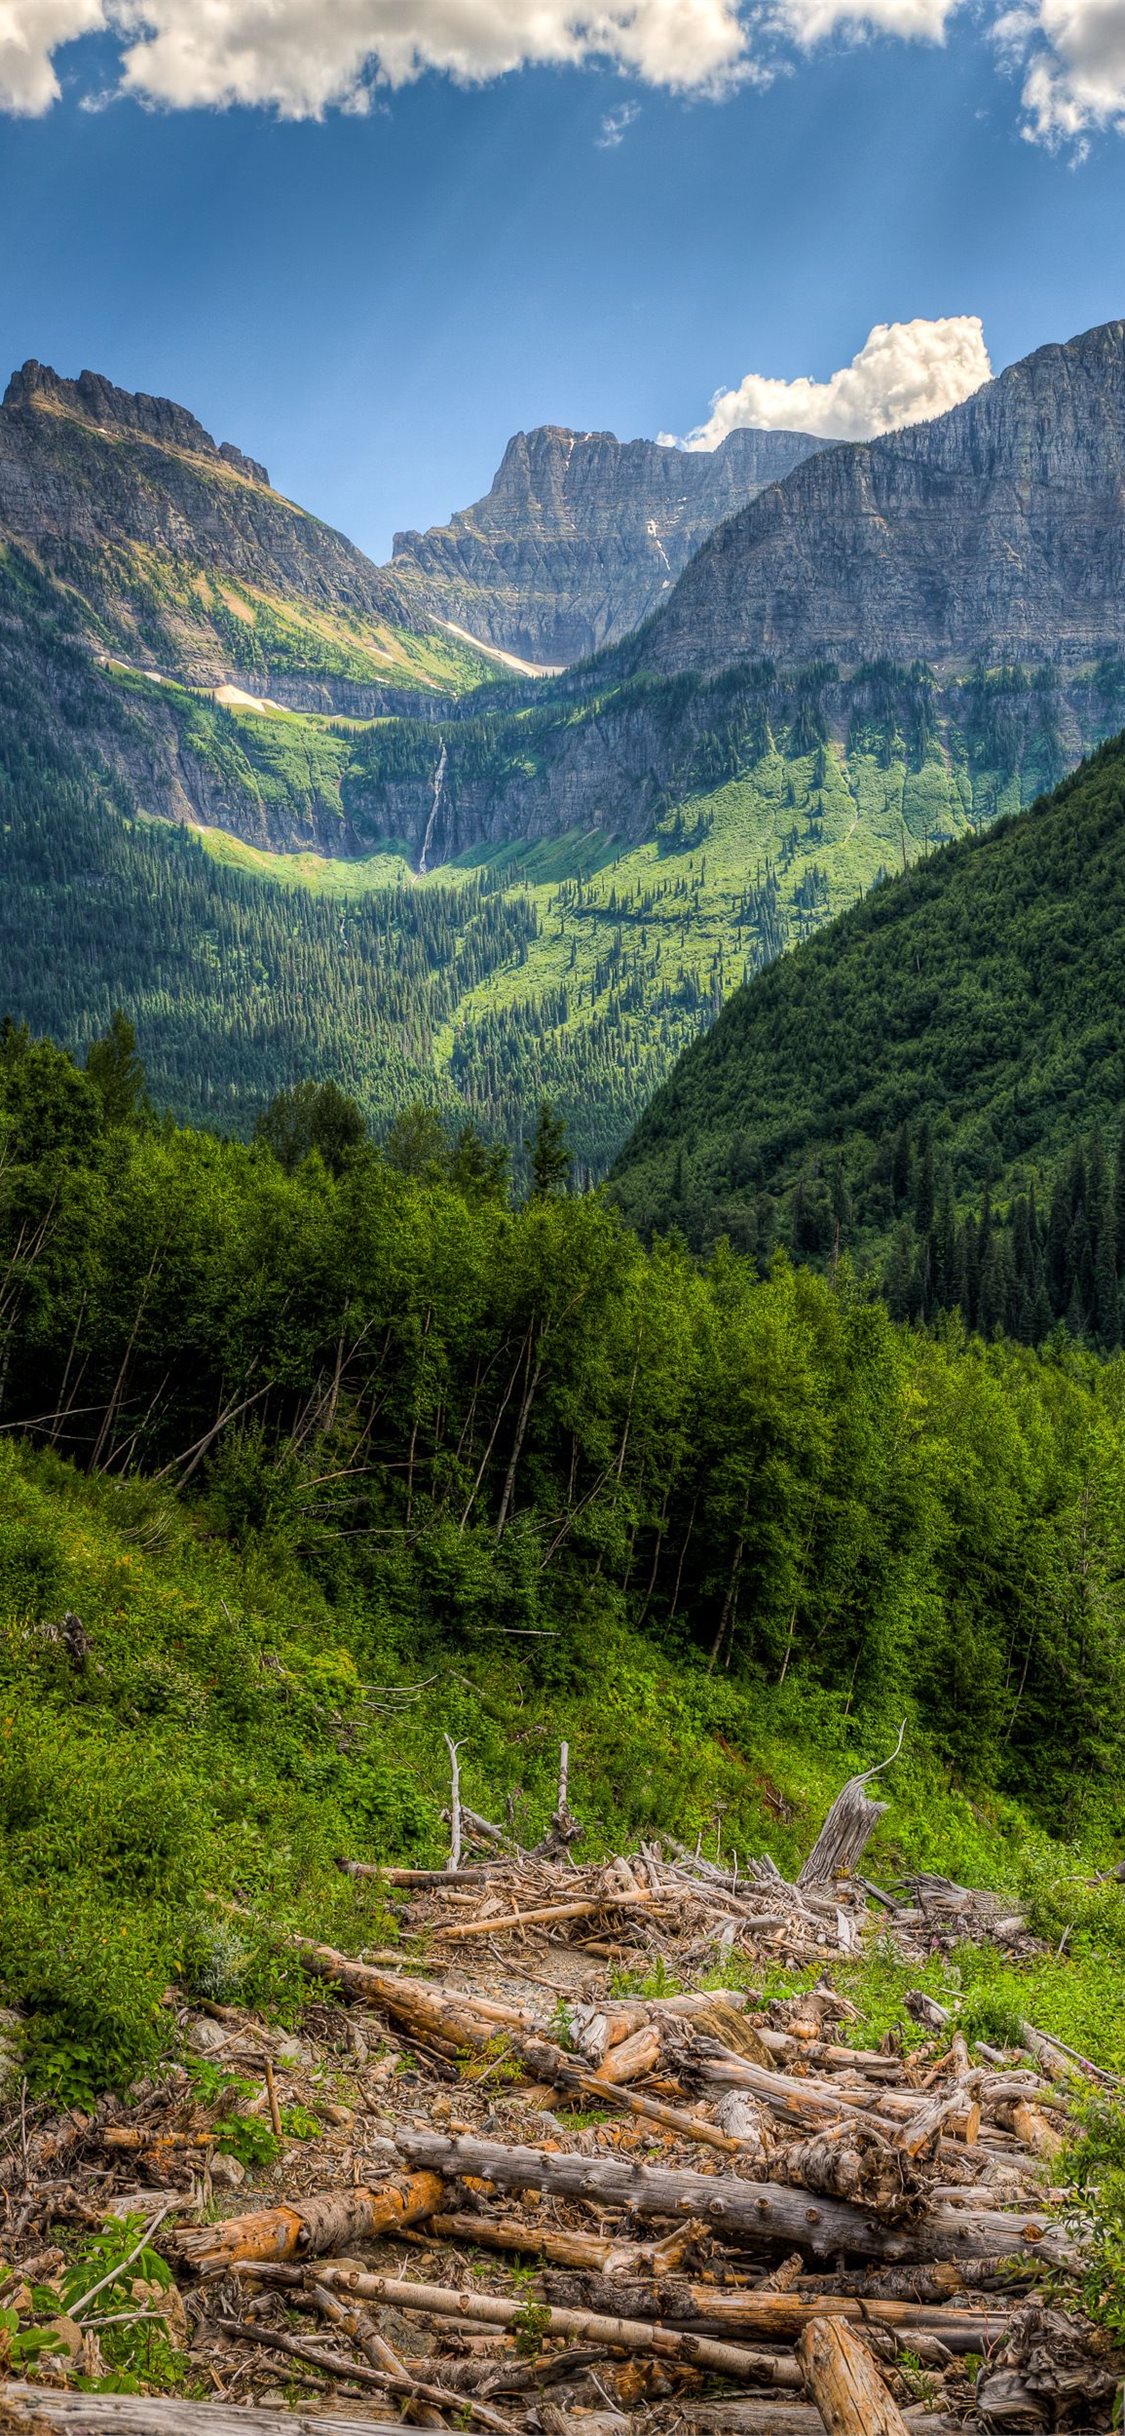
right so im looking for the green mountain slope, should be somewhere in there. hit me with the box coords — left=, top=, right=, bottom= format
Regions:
left=4, top=1025, right=1125, bottom=2089
left=5, top=351, right=1125, bottom=1171
left=7, top=558, right=1117, bottom=1164
left=611, top=730, right=1125, bottom=1333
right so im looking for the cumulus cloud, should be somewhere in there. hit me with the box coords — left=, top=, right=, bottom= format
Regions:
left=597, top=96, right=640, bottom=139
left=0, top=0, right=104, bottom=112
left=775, top=0, right=958, bottom=43
left=994, top=0, right=1125, bottom=143
left=668, top=315, right=992, bottom=451
left=0, top=0, right=749, bottom=115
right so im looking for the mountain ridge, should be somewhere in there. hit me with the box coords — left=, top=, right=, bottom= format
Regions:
left=391, top=419, right=828, bottom=662
left=613, top=320, right=1125, bottom=676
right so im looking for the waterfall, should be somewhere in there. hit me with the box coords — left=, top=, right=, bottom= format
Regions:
left=419, top=739, right=447, bottom=875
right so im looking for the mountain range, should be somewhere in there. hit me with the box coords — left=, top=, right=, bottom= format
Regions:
left=614, top=319, right=1125, bottom=677
left=3, top=319, right=1125, bottom=1168
left=390, top=421, right=826, bottom=664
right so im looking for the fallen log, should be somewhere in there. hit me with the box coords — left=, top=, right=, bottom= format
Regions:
left=593, top=2024, right=662, bottom=2084
left=0, top=2394, right=414, bottom=2436
left=678, top=2411, right=951, bottom=2435
left=421, top=2211, right=702, bottom=2275
left=797, top=2314, right=911, bottom=2436
left=431, top=1892, right=659, bottom=1941
left=318, top=2266, right=803, bottom=2384
left=537, top=2277, right=1009, bottom=2351
left=174, top=2170, right=445, bottom=2272
left=394, top=2128, right=1077, bottom=2266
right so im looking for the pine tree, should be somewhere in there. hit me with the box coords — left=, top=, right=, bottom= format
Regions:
left=914, top=1121, right=935, bottom=1238
left=527, top=1100, right=571, bottom=1198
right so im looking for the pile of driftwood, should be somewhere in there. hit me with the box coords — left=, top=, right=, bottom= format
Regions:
left=1, top=1748, right=1121, bottom=2436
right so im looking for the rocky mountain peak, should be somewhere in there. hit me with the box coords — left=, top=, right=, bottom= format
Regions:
left=631, top=317, right=1125, bottom=676
left=391, top=419, right=827, bottom=663
left=3, top=360, right=270, bottom=488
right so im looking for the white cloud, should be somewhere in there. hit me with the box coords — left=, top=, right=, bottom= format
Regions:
left=4, top=0, right=1121, bottom=144
left=0, top=0, right=749, bottom=115
left=669, top=315, right=992, bottom=451
left=775, top=0, right=957, bottom=41
left=0, top=0, right=104, bottom=111
left=597, top=95, right=639, bottom=139
left=994, top=0, right=1125, bottom=142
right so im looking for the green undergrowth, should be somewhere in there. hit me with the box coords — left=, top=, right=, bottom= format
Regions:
left=3, top=1436, right=1124, bottom=2101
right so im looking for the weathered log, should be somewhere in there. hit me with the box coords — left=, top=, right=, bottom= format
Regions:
left=0, top=2393, right=412, bottom=2436
left=422, top=2211, right=702, bottom=2276
left=593, top=2025, right=662, bottom=2085
left=394, top=2129, right=1076, bottom=2265
left=307, top=2284, right=521, bottom=2436
left=1008, top=2101, right=1065, bottom=2159
left=798, top=1726, right=904, bottom=1887
left=318, top=2266, right=802, bottom=2384
left=797, top=2314, right=911, bottom=2435
left=894, top=2081, right=982, bottom=2161
left=538, top=2276, right=1010, bottom=2351
left=431, top=1893, right=658, bottom=1941
left=174, top=2170, right=445, bottom=2272
left=678, top=2410, right=952, bottom=2435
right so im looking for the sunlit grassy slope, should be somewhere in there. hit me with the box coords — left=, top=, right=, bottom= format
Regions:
left=191, top=711, right=996, bottom=1168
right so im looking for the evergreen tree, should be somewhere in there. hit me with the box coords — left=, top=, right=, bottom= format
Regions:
left=86, top=1009, right=146, bottom=1127
left=256, top=1079, right=366, bottom=1176
left=914, top=1121, right=935, bottom=1237
left=527, top=1100, right=571, bottom=1198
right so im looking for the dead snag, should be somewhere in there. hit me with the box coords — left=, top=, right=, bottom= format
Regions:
left=798, top=1723, right=905, bottom=1887
left=797, top=2314, right=911, bottom=2436
left=174, top=2170, right=444, bottom=2272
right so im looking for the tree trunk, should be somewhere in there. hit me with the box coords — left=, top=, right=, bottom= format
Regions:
left=393, top=2130, right=1075, bottom=2267
left=798, top=1725, right=905, bottom=1887
left=0, top=2392, right=413, bottom=2436
left=318, top=2267, right=802, bottom=2385
left=174, top=2172, right=445, bottom=2272
left=797, top=2315, right=911, bottom=2435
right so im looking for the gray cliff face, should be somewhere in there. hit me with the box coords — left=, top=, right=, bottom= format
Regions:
left=391, top=423, right=827, bottom=663
left=631, top=322, right=1125, bottom=675
left=0, top=360, right=421, bottom=661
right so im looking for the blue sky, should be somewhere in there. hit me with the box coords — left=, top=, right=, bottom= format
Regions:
left=2, top=10, right=1125, bottom=559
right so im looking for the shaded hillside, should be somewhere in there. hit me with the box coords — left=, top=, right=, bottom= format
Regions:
left=616, top=321, right=1125, bottom=676
left=391, top=421, right=826, bottom=663
left=611, top=730, right=1125, bottom=1298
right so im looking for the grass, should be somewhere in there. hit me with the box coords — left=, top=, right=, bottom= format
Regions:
left=3, top=1435, right=1125, bottom=2099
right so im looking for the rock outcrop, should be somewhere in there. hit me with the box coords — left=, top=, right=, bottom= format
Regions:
left=625, top=321, right=1125, bottom=676
left=392, top=422, right=827, bottom=663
